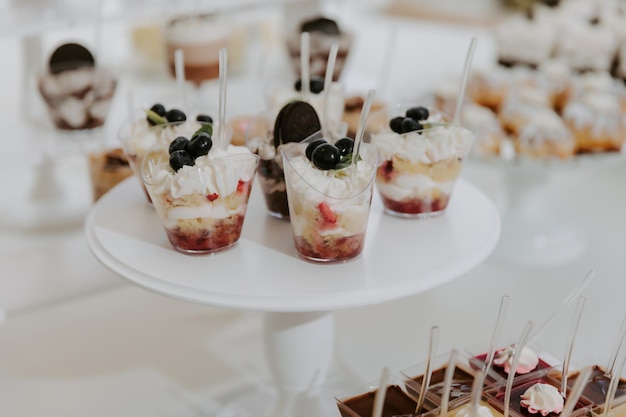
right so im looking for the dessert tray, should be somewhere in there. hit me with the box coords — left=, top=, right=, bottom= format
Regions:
left=85, top=176, right=500, bottom=417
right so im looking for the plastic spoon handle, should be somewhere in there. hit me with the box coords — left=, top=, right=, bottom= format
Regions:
left=527, top=269, right=595, bottom=345
left=470, top=370, right=486, bottom=417
left=175, top=49, right=186, bottom=110
left=453, top=37, right=478, bottom=126
left=440, top=349, right=460, bottom=417
left=605, top=352, right=626, bottom=417
left=484, top=295, right=510, bottom=374
left=300, top=32, right=310, bottom=97
left=218, top=48, right=228, bottom=149
left=504, top=322, right=534, bottom=417
left=372, top=367, right=391, bottom=417
left=416, top=326, right=439, bottom=414
left=561, top=296, right=586, bottom=394
left=562, top=366, right=593, bottom=417
left=322, top=43, right=338, bottom=138
left=607, top=313, right=626, bottom=376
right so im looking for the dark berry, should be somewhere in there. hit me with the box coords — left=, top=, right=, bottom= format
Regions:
left=390, top=116, right=404, bottom=134
left=311, top=143, right=340, bottom=170
left=310, top=77, right=325, bottom=94
left=196, top=114, right=213, bottom=124
left=294, top=79, right=303, bottom=91
left=305, top=139, right=327, bottom=160
left=335, top=137, right=354, bottom=156
left=406, top=106, right=429, bottom=121
left=401, top=117, right=423, bottom=133
left=169, top=136, right=189, bottom=154
left=165, top=108, right=186, bottom=123
left=169, top=150, right=194, bottom=172
left=187, top=132, right=213, bottom=158
left=150, top=103, right=166, bottom=116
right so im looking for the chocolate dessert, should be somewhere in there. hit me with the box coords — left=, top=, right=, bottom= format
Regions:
left=337, top=384, right=429, bottom=417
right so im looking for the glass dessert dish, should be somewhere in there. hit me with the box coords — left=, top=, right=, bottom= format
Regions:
left=164, top=13, right=232, bottom=86
left=117, top=105, right=214, bottom=202
left=483, top=370, right=593, bottom=417
left=87, top=147, right=133, bottom=202
left=402, top=351, right=489, bottom=412
left=245, top=110, right=290, bottom=219
left=335, top=375, right=434, bottom=417
left=281, top=131, right=377, bottom=262
left=141, top=143, right=258, bottom=255
left=37, top=42, right=117, bottom=131
left=369, top=105, right=474, bottom=218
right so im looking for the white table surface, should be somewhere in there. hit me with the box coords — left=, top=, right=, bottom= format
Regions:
left=1, top=1, right=626, bottom=416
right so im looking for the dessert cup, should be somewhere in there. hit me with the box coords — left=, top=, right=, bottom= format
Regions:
left=117, top=111, right=205, bottom=202
left=141, top=148, right=258, bottom=254
left=401, top=351, right=496, bottom=411
left=335, top=375, right=434, bottom=417
left=558, top=365, right=626, bottom=409
left=37, top=65, right=117, bottom=130
left=245, top=110, right=290, bottom=219
left=281, top=132, right=377, bottom=262
left=370, top=105, right=473, bottom=218
left=87, top=147, right=133, bottom=202
left=419, top=392, right=505, bottom=417
left=483, top=370, right=593, bottom=417
left=164, top=13, right=232, bottom=85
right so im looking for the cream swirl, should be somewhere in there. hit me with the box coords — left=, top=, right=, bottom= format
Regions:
left=456, top=404, right=495, bottom=417
left=126, top=119, right=202, bottom=157
left=520, top=383, right=564, bottom=416
left=493, top=345, right=540, bottom=374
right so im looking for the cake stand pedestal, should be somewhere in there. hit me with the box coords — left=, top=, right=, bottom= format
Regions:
left=85, top=177, right=500, bottom=417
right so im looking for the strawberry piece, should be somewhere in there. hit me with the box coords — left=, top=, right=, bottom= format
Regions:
left=207, top=193, right=219, bottom=201
left=236, top=180, right=247, bottom=194
left=318, top=202, right=337, bottom=224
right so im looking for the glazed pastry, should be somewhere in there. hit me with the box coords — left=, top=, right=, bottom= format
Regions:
left=514, top=108, right=576, bottom=159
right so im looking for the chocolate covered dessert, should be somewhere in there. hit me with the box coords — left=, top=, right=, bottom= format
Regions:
left=563, top=365, right=626, bottom=407
left=337, top=384, right=427, bottom=417
left=286, top=16, right=352, bottom=81
left=38, top=43, right=117, bottom=130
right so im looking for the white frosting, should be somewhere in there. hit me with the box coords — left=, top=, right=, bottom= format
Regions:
left=519, top=110, right=572, bottom=145
left=574, top=71, right=619, bottom=93
left=557, top=21, right=617, bottom=72
left=370, top=125, right=473, bottom=165
left=493, top=345, right=539, bottom=374
left=164, top=15, right=231, bottom=44
left=520, top=383, right=564, bottom=416
left=495, top=16, right=556, bottom=65
left=124, top=119, right=202, bottom=157
left=456, top=404, right=494, bottom=417
left=563, top=92, right=624, bottom=135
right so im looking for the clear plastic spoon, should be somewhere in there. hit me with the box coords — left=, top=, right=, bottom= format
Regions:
left=562, top=366, right=593, bottom=417
left=504, top=321, right=534, bottom=417
left=607, top=313, right=626, bottom=377
left=350, top=89, right=376, bottom=189
left=322, top=43, right=338, bottom=138
left=440, top=349, right=460, bottom=417
left=218, top=48, right=228, bottom=150
left=416, top=326, right=440, bottom=414
left=300, top=32, right=310, bottom=97
left=561, top=296, right=586, bottom=395
left=484, top=295, right=511, bottom=374
left=372, top=366, right=392, bottom=417
left=453, top=37, right=478, bottom=126
left=174, top=48, right=186, bottom=111
left=604, top=352, right=626, bottom=417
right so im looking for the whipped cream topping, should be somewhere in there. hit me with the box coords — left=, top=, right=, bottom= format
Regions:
left=456, top=404, right=495, bottom=417
left=520, top=383, right=564, bottom=416
left=563, top=92, right=624, bottom=135
left=371, top=125, right=474, bottom=165
left=165, top=15, right=231, bottom=44
left=144, top=145, right=256, bottom=199
left=124, top=119, right=202, bottom=157
left=376, top=175, right=455, bottom=200
left=493, top=345, right=540, bottom=374
left=495, top=16, right=556, bottom=65
left=519, top=110, right=572, bottom=144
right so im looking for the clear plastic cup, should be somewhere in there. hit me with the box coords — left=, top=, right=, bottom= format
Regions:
left=141, top=148, right=258, bottom=254
left=281, top=131, right=377, bottom=262
left=369, top=105, right=474, bottom=218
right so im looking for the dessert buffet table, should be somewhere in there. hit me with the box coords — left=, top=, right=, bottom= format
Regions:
left=2, top=1, right=626, bottom=416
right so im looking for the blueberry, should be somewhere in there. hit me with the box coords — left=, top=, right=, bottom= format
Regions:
left=150, top=103, right=166, bottom=116
left=406, top=106, right=429, bottom=121
left=311, top=143, right=340, bottom=170
left=169, top=150, right=194, bottom=172
left=401, top=117, right=423, bottom=133
left=390, top=116, right=404, bottom=134
left=169, top=136, right=189, bottom=154
left=165, top=108, right=186, bottom=123
left=294, top=79, right=303, bottom=91
left=187, top=132, right=213, bottom=158
left=335, top=137, right=354, bottom=156
left=310, top=77, right=325, bottom=94
left=305, top=139, right=327, bottom=160
left=196, top=114, right=213, bottom=124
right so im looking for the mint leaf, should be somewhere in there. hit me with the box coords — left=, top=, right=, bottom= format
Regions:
left=193, top=123, right=213, bottom=138
left=145, top=109, right=167, bottom=125
left=334, top=153, right=361, bottom=170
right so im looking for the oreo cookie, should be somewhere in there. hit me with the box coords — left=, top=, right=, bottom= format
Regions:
left=273, top=101, right=322, bottom=148
left=300, top=16, right=340, bottom=36
left=49, top=42, right=95, bottom=74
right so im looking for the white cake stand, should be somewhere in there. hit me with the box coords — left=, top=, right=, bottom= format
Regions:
left=84, top=177, right=500, bottom=417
